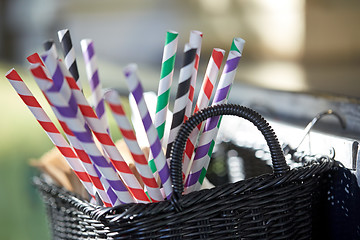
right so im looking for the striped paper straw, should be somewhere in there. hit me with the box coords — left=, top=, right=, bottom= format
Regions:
left=186, top=38, right=245, bottom=193
left=58, top=29, right=82, bottom=90
left=26, top=61, right=118, bottom=207
left=43, top=53, right=149, bottom=203
left=165, top=44, right=197, bottom=164
left=43, top=39, right=59, bottom=59
left=184, top=30, right=203, bottom=120
left=149, top=30, right=178, bottom=175
left=124, top=64, right=172, bottom=199
left=27, top=54, right=118, bottom=206
left=28, top=60, right=120, bottom=206
left=39, top=55, right=136, bottom=204
left=182, top=48, right=225, bottom=182
left=80, top=39, right=109, bottom=133
left=154, top=30, right=178, bottom=143
left=6, top=69, right=98, bottom=199
left=104, top=89, right=163, bottom=202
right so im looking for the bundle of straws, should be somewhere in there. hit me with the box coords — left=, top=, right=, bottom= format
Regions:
left=6, top=29, right=245, bottom=207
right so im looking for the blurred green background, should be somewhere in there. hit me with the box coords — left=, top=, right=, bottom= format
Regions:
left=0, top=63, right=51, bottom=239
left=0, top=62, right=128, bottom=239
left=1, top=0, right=360, bottom=239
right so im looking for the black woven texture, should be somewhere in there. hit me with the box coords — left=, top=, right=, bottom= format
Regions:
left=34, top=104, right=345, bottom=239
left=312, top=164, right=360, bottom=240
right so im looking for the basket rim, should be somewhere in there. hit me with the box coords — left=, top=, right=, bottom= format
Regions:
left=34, top=157, right=337, bottom=224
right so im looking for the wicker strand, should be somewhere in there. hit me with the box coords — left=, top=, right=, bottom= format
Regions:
left=170, top=104, right=288, bottom=207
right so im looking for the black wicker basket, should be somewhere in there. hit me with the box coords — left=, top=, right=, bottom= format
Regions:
left=35, top=104, right=344, bottom=239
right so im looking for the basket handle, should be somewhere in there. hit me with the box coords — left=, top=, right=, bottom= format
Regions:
left=170, top=104, right=288, bottom=204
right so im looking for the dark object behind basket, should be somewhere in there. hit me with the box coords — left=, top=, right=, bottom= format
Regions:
left=207, top=141, right=273, bottom=186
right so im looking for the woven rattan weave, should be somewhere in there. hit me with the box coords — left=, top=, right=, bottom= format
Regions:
left=35, top=104, right=339, bottom=239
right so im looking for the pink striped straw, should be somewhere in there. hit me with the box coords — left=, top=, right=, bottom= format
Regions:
left=27, top=57, right=121, bottom=206
left=37, top=54, right=136, bottom=204
left=186, top=38, right=245, bottom=193
left=6, top=68, right=98, bottom=200
left=42, top=52, right=149, bottom=203
left=184, top=30, right=203, bottom=121
left=104, top=89, right=163, bottom=202
left=182, top=48, right=225, bottom=184
left=80, top=39, right=109, bottom=133
left=123, top=64, right=172, bottom=199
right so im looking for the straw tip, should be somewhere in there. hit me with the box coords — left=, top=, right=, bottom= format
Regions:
left=43, top=39, right=55, bottom=43
left=103, top=88, right=117, bottom=99
left=43, top=39, right=55, bottom=49
left=123, top=64, right=138, bottom=77
left=190, top=30, right=203, bottom=37
left=231, top=37, right=246, bottom=54
left=27, top=53, right=42, bottom=64
left=80, top=39, right=93, bottom=46
left=165, top=31, right=179, bottom=44
left=167, top=30, right=179, bottom=35
left=58, top=29, right=69, bottom=34
left=213, top=48, right=226, bottom=54
left=5, top=68, right=17, bottom=78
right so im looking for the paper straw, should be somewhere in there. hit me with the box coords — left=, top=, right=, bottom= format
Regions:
left=43, top=39, right=59, bottom=59
left=179, top=32, right=203, bottom=181
left=80, top=39, right=109, bottom=133
left=39, top=55, right=136, bottom=204
left=165, top=44, right=197, bottom=164
left=149, top=30, right=178, bottom=176
left=184, top=30, right=203, bottom=120
left=154, top=30, right=178, bottom=143
left=186, top=38, right=245, bottom=192
left=44, top=52, right=149, bottom=203
left=58, top=29, right=82, bottom=90
left=27, top=54, right=114, bottom=207
left=25, top=58, right=117, bottom=207
left=6, top=69, right=98, bottom=200
left=27, top=58, right=121, bottom=206
left=124, top=64, right=172, bottom=199
left=104, top=89, right=163, bottom=202
left=182, top=48, right=225, bottom=182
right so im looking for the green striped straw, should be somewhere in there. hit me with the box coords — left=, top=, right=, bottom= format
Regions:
left=150, top=30, right=178, bottom=173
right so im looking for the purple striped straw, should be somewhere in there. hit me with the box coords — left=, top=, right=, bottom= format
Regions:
left=104, top=89, right=163, bottom=202
left=29, top=61, right=118, bottom=206
left=182, top=48, right=225, bottom=182
left=185, top=37, right=245, bottom=193
left=28, top=53, right=120, bottom=206
left=123, top=64, right=172, bottom=199
left=80, top=39, right=109, bottom=133
left=54, top=57, right=149, bottom=204
left=40, top=53, right=135, bottom=204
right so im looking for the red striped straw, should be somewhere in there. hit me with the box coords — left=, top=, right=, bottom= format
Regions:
left=182, top=48, right=225, bottom=183
left=5, top=68, right=116, bottom=204
left=27, top=57, right=122, bottom=206
left=104, top=89, right=163, bottom=202
left=35, top=54, right=136, bottom=204
left=42, top=52, right=149, bottom=203
left=28, top=53, right=120, bottom=206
